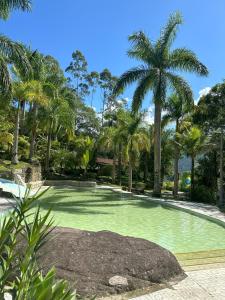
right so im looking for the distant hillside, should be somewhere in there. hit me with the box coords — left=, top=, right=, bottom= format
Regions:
left=178, top=156, right=191, bottom=173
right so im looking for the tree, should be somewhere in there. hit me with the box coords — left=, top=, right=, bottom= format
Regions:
left=182, top=126, right=207, bottom=196
left=163, top=93, right=193, bottom=197
left=85, top=71, right=99, bottom=107
left=119, top=114, right=150, bottom=191
left=99, top=69, right=117, bottom=124
left=194, top=83, right=225, bottom=206
left=0, top=37, right=31, bottom=96
left=98, top=126, right=121, bottom=183
left=66, top=50, right=88, bottom=99
left=42, top=85, right=76, bottom=174
left=0, top=0, right=31, bottom=19
left=11, top=82, right=29, bottom=164
left=113, top=12, right=208, bottom=196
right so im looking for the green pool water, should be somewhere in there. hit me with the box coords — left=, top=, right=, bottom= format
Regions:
left=39, top=187, right=225, bottom=253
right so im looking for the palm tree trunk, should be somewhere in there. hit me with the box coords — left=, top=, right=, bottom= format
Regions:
left=117, top=143, right=122, bottom=185
left=12, top=102, right=20, bottom=164
left=153, top=101, right=162, bottom=197
left=219, top=127, right=224, bottom=207
left=173, top=119, right=179, bottom=198
left=128, top=160, right=132, bottom=192
left=112, top=154, right=116, bottom=184
left=191, top=155, right=195, bottom=199
left=45, top=118, right=53, bottom=174
left=29, top=104, right=38, bottom=162
left=144, top=152, right=148, bottom=183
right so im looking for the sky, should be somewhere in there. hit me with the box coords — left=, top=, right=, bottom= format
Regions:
left=1, top=0, right=225, bottom=118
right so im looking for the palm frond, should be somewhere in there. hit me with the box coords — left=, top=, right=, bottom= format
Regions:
left=0, top=0, right=31, bottom=19
left=132, top=72, right=156, bottom=112
left=0, top=55, right=11, bottom=94
left=128, top=31, right=155, bottom=65
left=169, top=47, right=208, bottom=76
left=113, top=66, right=149, bottom=96
left=166, top=72, right=193, bottom=103
left=157, top=11, right=183, bottom=52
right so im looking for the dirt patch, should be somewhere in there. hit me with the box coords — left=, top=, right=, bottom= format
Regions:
left=37, top=227, right=185, bottom=297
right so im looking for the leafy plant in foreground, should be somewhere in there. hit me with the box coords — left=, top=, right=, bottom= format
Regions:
left=0, top=189, right=76, bottom=299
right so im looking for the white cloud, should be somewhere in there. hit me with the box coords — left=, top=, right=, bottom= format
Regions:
left=143, top=105, right=154, bottom=124
left=195, top=87, right=211, bottom=104
left=123, top=97, right=131, bottom=103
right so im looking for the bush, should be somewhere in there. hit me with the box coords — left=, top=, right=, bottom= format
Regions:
left=98, top=165, right=113, bottom=177
left=163, top=181, right=174, bottom=191
left=191, top=185, right=216, bottom=204
left=0, top=189, right=76, bottom=299
left=134, top=182, right=146, bottom=190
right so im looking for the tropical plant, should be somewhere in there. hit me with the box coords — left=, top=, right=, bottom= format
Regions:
left=120, top=114, right=150, bottom=191
left=0, top=189, right=75, bottom=299
left=0, top=37, right=31, bottom=96
left=113, top=12, right=208, bottom=196
left=0, top=0, right=31, bottom=19
left=182, top=126, right=208, bottom=197
left=163, top=93, right=193, bottom=197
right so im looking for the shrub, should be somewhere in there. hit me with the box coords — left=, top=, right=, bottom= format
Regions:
left=0, top=189, right=76, bottom=299
left=191, top=185, right=216, bottom=204
left=163, top=181, right=174, bottom=191
left=98, top=165, right=113, bottom=177
left=134, top=182, right=146, bottom=190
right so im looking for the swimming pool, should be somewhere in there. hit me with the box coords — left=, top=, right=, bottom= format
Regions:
left=39, top=187, right=225, bottom=253
left=0, top=178, right=26, bottom=198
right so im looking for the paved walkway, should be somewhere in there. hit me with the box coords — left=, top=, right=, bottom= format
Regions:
left=132, top=267, right=225, bottom=300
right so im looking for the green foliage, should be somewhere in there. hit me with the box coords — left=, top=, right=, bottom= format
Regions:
left=98, top=165, right=113, bottom=177
left=163, top=181, right=174, bottom=191
left=0, top=0, right=31, bottom=20
left=0, top=190, right=75, bottom=299
left=191, top=185, right=216, bottom=204
left=180, top=171, right=191, bottom=191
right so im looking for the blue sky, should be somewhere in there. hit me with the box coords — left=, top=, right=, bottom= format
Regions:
left=1, top=0, right=225, bottom=114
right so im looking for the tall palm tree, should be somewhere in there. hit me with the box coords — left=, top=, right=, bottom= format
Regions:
left=11, top=81, right=29, bottom=164
left=0, top=0, right=31, bottom=19
left=163, top=93, right=193, bottom=197
left=0, top=38, right=31, bottom=96
left=25, top=80, right=49, bottom=161
left=42, top=85, right=76, bottom=174
left=113, top=12, right=208, bottom=196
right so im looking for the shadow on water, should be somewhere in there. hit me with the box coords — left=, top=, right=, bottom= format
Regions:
left=38, top=187, right=161, bottom=215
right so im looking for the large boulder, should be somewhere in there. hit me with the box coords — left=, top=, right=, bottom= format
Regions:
left=38, top=227, right=185, bottom=297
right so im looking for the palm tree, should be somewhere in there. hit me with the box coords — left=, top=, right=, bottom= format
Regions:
left=42, top=85, right=76, bottom=174
left=113, top=12, right=208, bottom=196
left=98, top=127, right=119, bottom=183
left=0, top=0, right=31, bottom=19
left=11, top=82, right=29, bottom=164
left=120, top=115, right=150, bottom=191
left=0, top=37, right=31, bottom=96
left=163, top=93, right=193, bottom=197
left=25, top=80, right=49, bottom=161
left=182, top=126, right=207, bottom=196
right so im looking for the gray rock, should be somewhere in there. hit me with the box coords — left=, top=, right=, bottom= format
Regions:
left=27, top=227, right=185, bottom=297
left=109, top=275, right=128, bottom=286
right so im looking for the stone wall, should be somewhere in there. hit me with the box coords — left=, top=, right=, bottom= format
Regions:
left=13, top=164, right=42, bottom=183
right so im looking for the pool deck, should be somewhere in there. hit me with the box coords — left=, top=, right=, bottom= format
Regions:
left=131, top=267, right=225, bottom=300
